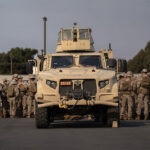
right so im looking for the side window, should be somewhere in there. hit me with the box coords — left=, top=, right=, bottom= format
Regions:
left=79, top=29, right=89, bottom=40
left=62, top=30, right=72, bottom=40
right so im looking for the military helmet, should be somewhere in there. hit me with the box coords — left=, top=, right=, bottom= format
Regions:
left=3, top=78, right=7, bottom=82
left=18, top=75, right=23, bottom=79
left=13, top=74, right=18, bottom=78
left=127, top=71, right=133, bottom=76
left=147, top=72, right=150, bottom=77
left=142, top=68, right=147, bottom=73
left=29, top=74, right=36, bottom=79
left=121, top=73, right=126, bottom=78
left=11, top=80, right=17, bottom=85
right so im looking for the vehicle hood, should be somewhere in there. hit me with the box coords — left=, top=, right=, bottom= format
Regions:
left=38, top=67, right=116, bottom=80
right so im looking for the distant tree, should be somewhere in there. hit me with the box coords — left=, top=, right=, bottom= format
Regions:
left=0, top=47, right=38, bottom=74
left=127, top=41, right=150, bottom=73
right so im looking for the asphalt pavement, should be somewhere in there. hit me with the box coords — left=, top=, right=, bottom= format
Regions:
left=0, top=119, right=150, bottom=150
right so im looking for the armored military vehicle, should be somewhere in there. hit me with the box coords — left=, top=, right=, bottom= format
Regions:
left=27, top=23, right=124, bottom=128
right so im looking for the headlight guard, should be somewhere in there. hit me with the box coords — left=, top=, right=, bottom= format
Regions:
left=99, top=80, right=109, bottom=89
left=46, top=80, right=57, bottom=89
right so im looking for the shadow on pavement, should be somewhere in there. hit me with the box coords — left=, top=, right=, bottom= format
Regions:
left=120, top=120, right=150, bottom=127
left=50, top=120, right=106, bottom=128
left=48, top=120, right=150, bottom=129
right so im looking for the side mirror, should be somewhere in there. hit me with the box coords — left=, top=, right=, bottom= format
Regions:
left=117, top=59, right=127, bottom=73
left=38, top=55, right=46, bottom=71
left=106, top=59, right=117, bottom=68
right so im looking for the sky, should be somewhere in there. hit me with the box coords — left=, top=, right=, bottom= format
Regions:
left=0, top=0, right=150, bottom=59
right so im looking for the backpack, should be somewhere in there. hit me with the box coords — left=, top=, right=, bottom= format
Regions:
left=28, top=83, right=37, bottom=93
left=7, top=85, right=15, bottom=97
left=141, top=76, right=150, bottom=88
left=120, top=80, right=131, bottom=91
left=19, top=84, right=26, bottom=92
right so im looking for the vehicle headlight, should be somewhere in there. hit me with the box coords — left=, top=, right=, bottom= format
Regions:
left=46, top=80, right=57, bottom=89
left=99, top=80, right=109, bottom=89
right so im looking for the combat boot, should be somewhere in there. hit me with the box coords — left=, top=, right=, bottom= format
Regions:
left=120, top=115, right=124, bottom=120
left=135, top=115, right=140, bottom=120
left=144, top=115, right=149, bottom=120
left=128, top=117, right=133, bottom=120
left=88, top=115, right=93, bottom=120
left=10, top=116, right=15, bottom=118
left=123, top=116, right=128, bottom=120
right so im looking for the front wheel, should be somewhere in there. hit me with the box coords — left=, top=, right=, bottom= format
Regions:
left=35, top=103, right=50, bottom=128
left=102, top=106, right=120, bottom=127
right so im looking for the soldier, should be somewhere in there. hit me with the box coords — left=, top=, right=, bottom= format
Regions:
left=118, top=73, right=125, bottom=118
left=126, top=71, right=138, bottom=119
left=7, top=80, right=19, bottom=118
left=0, top=83, right=3, bottom=118
left=120, top=72, right=133, bottom=120
left=17, top=76, right=28, bottom=117
left=9, top=74, right=18, bottom=84
left=1, top=79, right=9, bottom=118
left=136, top=69, right=150, bottom=120
left=27, top=75, right=37, bottom=118
left=13, top=74, right=18, bottom=81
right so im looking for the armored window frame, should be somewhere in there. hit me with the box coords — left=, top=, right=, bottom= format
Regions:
left=79, top=29, right=89, bottom=40
left=62, top=29, right=72, bottom=41
left=79, top=55, right=103, bottom=68
left=51, top=56, right=74, bottom=68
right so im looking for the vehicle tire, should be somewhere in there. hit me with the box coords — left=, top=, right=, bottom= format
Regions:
left=106, top=106, right=120, bottom=127
left=35, top=103, right=49, bottom=128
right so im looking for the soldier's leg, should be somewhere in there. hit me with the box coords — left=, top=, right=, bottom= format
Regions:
left=27, top=96, right=32, bottom=118
left=119, top=95, right=122, bottom=117
left=144, top=95, right=149, bottom=120
left=22, top=95, right=27, bottom=117
left=136, top=93, right=144, bottom=120
left=8, top=98, right=13, bottom=117
left=12, top=98, right=16, bottom=117
left=120, top=95, right=127, bottom=119
left=127, top=95, right=133, bottom=120
left=2, top=107, right=6, bottom=118
left=32, top=98, right=35, bottom=116
left=2, top=99, right=6, bottom=118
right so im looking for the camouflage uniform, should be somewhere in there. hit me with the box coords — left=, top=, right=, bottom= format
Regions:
left=1, top=79, right=9, bottom=118
left=128, top=72, right=138, bottom=119
left=136, top=69, right=150, bottom=120
left=118, top=74, right=125, bottom=117
left=7, top=80, right=19, bottom=118
left=27, top=75, right=37, bottom=118
left=119, top=74, right=133, bottom=120
left=17, top=76, right=28, bottom=117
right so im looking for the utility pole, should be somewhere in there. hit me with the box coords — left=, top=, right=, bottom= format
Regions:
left=43, top=17, right=47, bottom=55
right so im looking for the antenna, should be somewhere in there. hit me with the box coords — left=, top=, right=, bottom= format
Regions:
left=108, top=43, right=112, bottom=51
left=73, top=22, right=77, bottom=28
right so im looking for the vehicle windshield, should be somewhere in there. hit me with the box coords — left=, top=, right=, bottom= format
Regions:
left=79, top=29, right=89, bottom=40
left=62, top=29, right=72, bottom=40
left=51, top=56, right=73, bottom=68
left=79, top=55, right=102, bottom=68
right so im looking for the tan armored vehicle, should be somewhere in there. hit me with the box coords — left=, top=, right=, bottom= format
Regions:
left=27, top=24, right=125, bottom=128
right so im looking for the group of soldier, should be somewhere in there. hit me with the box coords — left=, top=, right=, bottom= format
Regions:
left=119, top=68, right=150, bottom=120
left=0, top=74, right=37, bottom=118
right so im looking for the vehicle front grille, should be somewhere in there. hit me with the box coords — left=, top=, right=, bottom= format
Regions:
left=59, top=79, right=96, bottom=100
left=59, top=80, right=73, bottom=96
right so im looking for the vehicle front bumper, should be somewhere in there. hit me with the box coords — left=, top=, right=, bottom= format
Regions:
left=36, top=93, right=119, bottom=108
